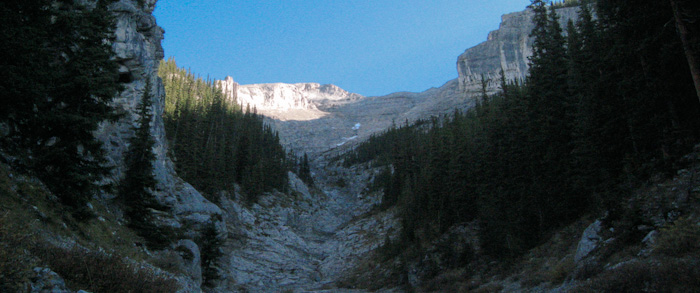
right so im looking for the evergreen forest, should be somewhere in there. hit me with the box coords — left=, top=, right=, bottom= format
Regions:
left=158, top=58, right=311, bottom=204
left=341, top=0, right=700, bottom=259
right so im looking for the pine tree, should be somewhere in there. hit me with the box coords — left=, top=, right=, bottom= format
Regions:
left=299, top=153, right=314, bottom=186
left=199, top=219, right=223, bottom=288
left=341, top=0, right=700, bottom=262
left=526, top=2, right=581, bottom=233
left=595, top=0, right=700, bottom=180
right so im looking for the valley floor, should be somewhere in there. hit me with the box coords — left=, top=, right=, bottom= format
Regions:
left=217, top=158, right=400, bottom=292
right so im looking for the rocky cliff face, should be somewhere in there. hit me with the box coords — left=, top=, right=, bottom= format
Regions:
left=457, top=6, right=580, bottom=92
left=95, top=0, right=224, bottom=285
left=216, top=77, right=470, bottom=156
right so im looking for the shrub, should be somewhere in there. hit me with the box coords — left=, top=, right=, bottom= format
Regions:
left=654, top=217, right=700, bottom=257
left=150, top=250, right=186, bottom=276
left=547, top=256, right=575, bottom=284
left=32, top=243, right=180, bottom=293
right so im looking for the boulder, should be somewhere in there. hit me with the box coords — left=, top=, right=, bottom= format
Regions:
left=575, top=220, right=603, bottom=263
left=174, top=239, right=203, bottom=287
left=30, top=267, right=70, bottom=293
left=642, top=230, right=659, bottom=247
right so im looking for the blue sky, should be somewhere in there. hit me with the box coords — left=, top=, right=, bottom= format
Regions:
left=154, top=0, right=531, bottom=96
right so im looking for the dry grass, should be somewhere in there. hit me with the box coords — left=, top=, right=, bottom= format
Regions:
left=0, top=211, right=37, bottom=292
left=572, top=258, right=700, bottom=292
left=151, top=250, right=188, bottom=276
left=654, top=216, right=700, bottom=257
left=334, top=248, right=407, bottom=291
left=0, top=161, right=183, bottom=291
left=31, top=243, right=180, bottom=293
left=420, top=268, right=473, bottom=292
left=0, top=163, right=40, bottom=292
left=472, top=283, right=504, bottom=293
left=547, top=255, right=575, bottom=284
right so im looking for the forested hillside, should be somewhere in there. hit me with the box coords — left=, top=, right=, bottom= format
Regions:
left=158, top=59, right=311, bottom=203
left=342, top=0, right=700, bottom=261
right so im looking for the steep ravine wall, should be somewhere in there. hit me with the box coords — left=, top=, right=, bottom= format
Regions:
left=85, top=2, right=583, bottom=290
left=93, top=0, right=225, bottom=286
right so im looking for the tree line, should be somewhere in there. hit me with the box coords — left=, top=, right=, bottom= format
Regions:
left=341, top=0, right=700, bottom=259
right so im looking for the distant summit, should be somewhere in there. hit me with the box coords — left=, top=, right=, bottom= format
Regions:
left=217, top=77, right=363, bottom=121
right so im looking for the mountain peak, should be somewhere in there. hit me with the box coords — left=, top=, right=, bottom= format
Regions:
left=216, top=79, right=363, bottom=121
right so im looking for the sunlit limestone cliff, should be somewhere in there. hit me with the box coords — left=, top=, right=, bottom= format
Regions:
left=457, top=6, right=580, bottom=91
left=97, top=0, right=224, bottom=247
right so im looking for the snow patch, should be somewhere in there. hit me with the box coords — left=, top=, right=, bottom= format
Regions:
left=335, top=136, right=358, bottom=147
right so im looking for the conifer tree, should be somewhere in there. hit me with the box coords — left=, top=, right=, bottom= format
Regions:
left=299, top=153, right=314, bottom=185
left=120, top=80, right=171, bottom=249
left=341, top=0, right=700, bottom=263
left=121, top=79, right=158, bottom=210
left=199, top=219, right=223, bottom=288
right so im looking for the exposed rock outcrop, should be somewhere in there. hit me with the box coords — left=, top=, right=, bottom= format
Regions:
left=98, top=0, right=223, bottom=231
left=574, top=219, right=602, bottom=263
left=88, top=0, right=226, bottom=287
left=29, top=267, right=70, bottom=293
left=456, top=6, right=580, bottom=92
left=216, top=164, right=397, bottom=292
left=262, top=78, right=469, bottom=156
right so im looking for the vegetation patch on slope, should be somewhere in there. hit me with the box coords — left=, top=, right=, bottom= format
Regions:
left=0, top=160, right=184, bottom=292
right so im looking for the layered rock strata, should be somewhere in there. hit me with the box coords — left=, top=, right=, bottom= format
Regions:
left=457, top=6, right=581, bottom=91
